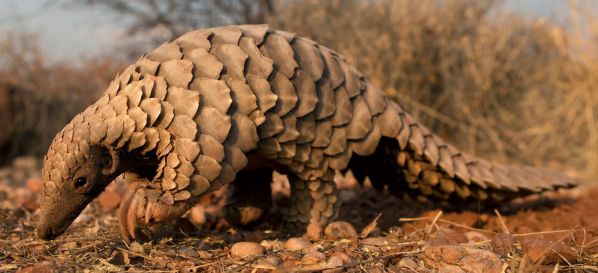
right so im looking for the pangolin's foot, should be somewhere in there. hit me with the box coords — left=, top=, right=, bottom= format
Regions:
left=118, top=182, right=192, bottom=243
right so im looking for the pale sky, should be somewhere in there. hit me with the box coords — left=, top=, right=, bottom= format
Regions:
left=0, top=0, right=568, bottom=63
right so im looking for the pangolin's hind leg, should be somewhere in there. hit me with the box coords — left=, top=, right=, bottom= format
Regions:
left=222, top=169, right=273, bottom=228
left=286, top=174, right=340, bottom=229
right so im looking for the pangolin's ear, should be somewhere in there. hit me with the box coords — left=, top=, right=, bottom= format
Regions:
left=98, top=146, right=117, bottom=176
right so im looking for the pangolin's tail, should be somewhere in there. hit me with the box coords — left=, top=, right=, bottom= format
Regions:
left=346, top=100, right=578, bottom=204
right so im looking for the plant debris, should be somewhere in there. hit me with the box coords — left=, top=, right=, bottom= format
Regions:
left=1, top=157, right=598, bottom=272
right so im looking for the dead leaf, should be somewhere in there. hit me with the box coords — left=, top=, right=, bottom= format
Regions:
left=360, top=213, right=381, bottom=238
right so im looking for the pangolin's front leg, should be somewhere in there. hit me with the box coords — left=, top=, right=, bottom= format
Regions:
left=118, top=181, right=194, bottom=242
left=117, top=162, right=196, bottom=242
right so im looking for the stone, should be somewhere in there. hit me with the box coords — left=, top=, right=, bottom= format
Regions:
left=388, top=226, right=404, bottom=236
left=331, top=251, right=354, bottom=265
left=521, top=239, right=578, bottom=264
left=284, top=238, right=311, bottom=251
left=439, top=265, right=466, bottom=273
left=361, top=237, right=393, bottom=252
left=20, top=198, right=39, bottom=211
left=175, top=246, right=199, bottom=258
left=231, top=242, right=265, bottom=258
left=303, top=250, right=326, bottom=261
left=464, top=231, right=489, bottom=242
left=302, top=244, right=320, bottom=254
left=490, top=233, right=516, bottom=256
left=444, top=232, right=469, bottom=244
left=323, top=256, right=344, bottom=273
left=25, top=178, right=43, bottom=193
left=420, top=245, right=504, bottom=273
left=422, top=236, right=452, bottom=250
left=396, top=257, right=418, bottom=269
left=257, top=257, right=281, bottom=266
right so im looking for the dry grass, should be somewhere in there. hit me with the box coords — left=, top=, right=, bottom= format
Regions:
left=0, top=32, right=123, bottom=165
left=3, top=0, right=598, bottom=183
left=3, top=1, right=598, bottom=271
left=3, top=177, right=598, bottom=272
left=268, top=0, right=598, bottom=182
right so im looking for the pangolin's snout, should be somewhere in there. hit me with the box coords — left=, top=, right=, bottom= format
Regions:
left=37, top=225, right=60, bottom=240
left=37, top=204, right=81, bottom=240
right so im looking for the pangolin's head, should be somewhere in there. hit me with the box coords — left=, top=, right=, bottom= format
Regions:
left=37, top=113, right=128, bottom=240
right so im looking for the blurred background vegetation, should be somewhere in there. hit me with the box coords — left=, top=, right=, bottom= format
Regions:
left=1, top=0, right=597, bottom=183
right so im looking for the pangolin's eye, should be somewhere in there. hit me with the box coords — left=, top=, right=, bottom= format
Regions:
left=75, top=177, right=87, bottom=189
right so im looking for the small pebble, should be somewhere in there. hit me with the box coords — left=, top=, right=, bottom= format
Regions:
left=490, top=233, right=517, bottom=256
left=257, top=257, right=281, bottom=266
left=303, top=250, right=326, bottom=261
left=175, top=246, right=199, bottom=258
left=522, top=239, right=578, bottom=264
left=439, top=265, right=466, bottom=273
left=464, top=231, right=489, bottom=242
left=331, top=251, right=354, bottom=265
left=25, top=178, right=43, bottom=193
left=420, top=245, right=503, bottom=273
left=231, top=242, right=265, bottom=258
left=302, top=244, right=320, bottom=254
left=20, top=198, right=39, bottom=212
left=284, top=238, right=310, bottom=251
left=422, top=236, right=452, bottom=250
left=444, top=232, right=469, bottom=244
left=361, top=237, right=392, bottom=251
left=323, top=256, right=344, bottom=273
left=397, top=257, right=418, bottom=269
left=388, top=226, right=404, bottom=236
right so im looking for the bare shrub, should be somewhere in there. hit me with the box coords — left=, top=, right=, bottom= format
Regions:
left=269, top=0, right=598, bottom=179
left=0, top=32, right=123, bottom=166
left=4, top=0, right=598, bottom=182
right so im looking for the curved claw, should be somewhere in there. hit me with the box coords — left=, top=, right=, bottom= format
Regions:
left=118, top=182, right=141, bottom=243
left=118, top=182, right=194, bottom=243
left=127, top=190, right=143, bottom=239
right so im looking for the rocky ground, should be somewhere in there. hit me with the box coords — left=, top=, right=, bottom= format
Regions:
left=1, top=156, right=598, bottom=272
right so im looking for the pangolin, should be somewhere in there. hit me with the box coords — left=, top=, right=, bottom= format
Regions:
left=37, top=25, right=578, bottom=242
